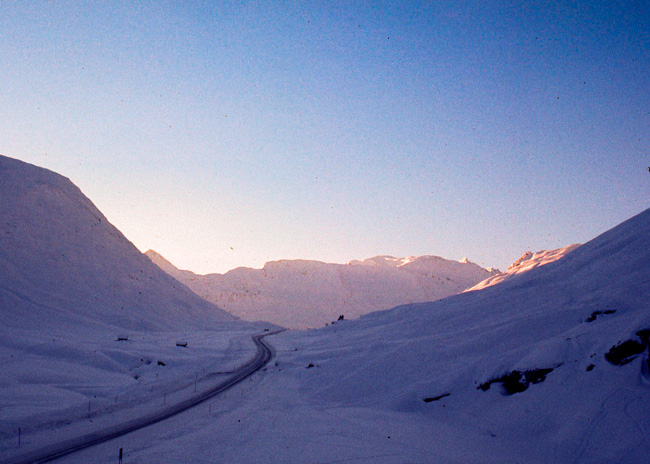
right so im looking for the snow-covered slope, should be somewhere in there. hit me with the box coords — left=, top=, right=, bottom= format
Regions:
left=263, top=207, right=650, bottom=462
left=146, top=251, right=499, bottom=328
left=466, top=243, right=581, bottom=291
left=90, top=207, right=650, bottom=464
left=0, top=155, right=234, bottom=333
left=0, top=155, right=260, bottom=455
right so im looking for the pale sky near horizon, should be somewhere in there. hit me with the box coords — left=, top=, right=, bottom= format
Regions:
left=1, top=1, right=648, bottom=274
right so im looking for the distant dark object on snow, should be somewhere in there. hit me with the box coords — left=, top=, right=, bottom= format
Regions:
left=478, top=366, right=559, bottom=395
left=605, top=330, right=649, bottom=366
left=423, top=393, right=450, bottom=403
left=157, top=360, right=166, bottom=366
left=585, top=309, right=616, bottom=322
left=116, top=335, right=129, bottom=341
left=176, top=341, right=188, bottom=347
left=338, top=315, right=345, bottom=321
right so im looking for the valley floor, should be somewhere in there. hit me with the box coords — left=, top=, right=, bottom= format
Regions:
left=6, top=325, right=649, bottom=464
left=0, top=324, right=262, bottom=463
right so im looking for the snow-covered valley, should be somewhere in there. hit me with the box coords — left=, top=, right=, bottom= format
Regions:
left=1, top=155, right=649, bottom=463
left=75, top=206, right=648, bottom=464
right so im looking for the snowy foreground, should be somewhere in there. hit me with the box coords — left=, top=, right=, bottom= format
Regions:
left=1, top=155, right=649, bottom=463
left=0, top=325, right=264, bottom=461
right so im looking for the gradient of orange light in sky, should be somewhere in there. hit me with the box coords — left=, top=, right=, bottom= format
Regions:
left=1, top=1, right=648, bottom=273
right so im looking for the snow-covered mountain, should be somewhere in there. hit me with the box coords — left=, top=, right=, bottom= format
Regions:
left=146, top=250, right=499, bottom=328
left=466, top=243, right=581, bottom=291
left=45, top=207, right=650, bottom=464
left=0, top=155, right=261, bottom=454
left=258, top=207, right=649, bottom=463
left=3, top=153, right=648, bottom=463
left=0, top=155, right=234, bottom=333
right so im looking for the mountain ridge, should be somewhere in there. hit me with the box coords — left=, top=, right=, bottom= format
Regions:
left=146, top=249, right=499, bottom=328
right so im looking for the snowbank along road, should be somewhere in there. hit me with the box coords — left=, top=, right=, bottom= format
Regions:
left=4, top=331, right=282, bottom=464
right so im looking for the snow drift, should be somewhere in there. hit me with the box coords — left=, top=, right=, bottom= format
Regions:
left=146, top=251, right=498, bottom=329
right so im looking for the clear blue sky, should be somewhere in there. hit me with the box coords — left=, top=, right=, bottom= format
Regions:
left=1, top=1, right=648, bottom=273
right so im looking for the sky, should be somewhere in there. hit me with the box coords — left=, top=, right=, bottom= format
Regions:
left=1, top=1, right=648, bottom=274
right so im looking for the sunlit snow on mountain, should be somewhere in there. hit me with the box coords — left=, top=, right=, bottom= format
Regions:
left=1, top=155, right=648, bottom=464
left=146, top=250, right=498, bottom=328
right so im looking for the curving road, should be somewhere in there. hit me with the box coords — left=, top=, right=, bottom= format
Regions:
left=5, top=331, right=281, bottom=464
